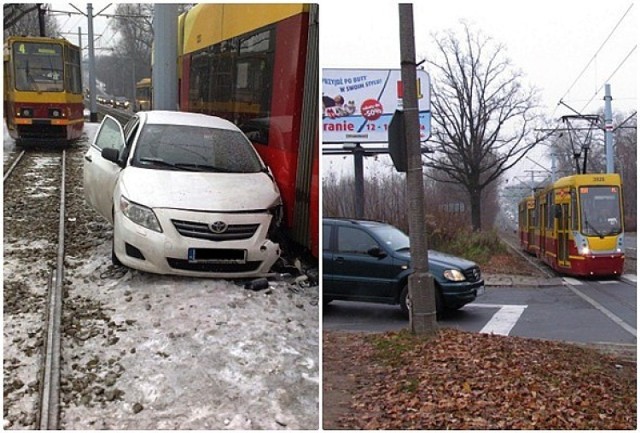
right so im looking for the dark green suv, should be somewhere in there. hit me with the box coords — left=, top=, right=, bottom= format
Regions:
left=323, top=218, right=484, bottom=317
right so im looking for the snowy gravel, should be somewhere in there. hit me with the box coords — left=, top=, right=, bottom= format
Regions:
left=3, top=120, right=319, bottom=429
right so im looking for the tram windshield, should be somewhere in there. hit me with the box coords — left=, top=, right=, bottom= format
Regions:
left=12, top=42, right=64, bottom=92
left=579, top=186, right=622, bottom=237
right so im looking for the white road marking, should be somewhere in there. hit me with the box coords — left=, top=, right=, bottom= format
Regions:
left=563, top=277, right=583, bottom=286
left=622, top=274, right=637, bottom=283
left=474, top=304, right=528, bottom=336
left=563, top=284, right=637, bottom=337
left=599, top=280, right=619, bottom=285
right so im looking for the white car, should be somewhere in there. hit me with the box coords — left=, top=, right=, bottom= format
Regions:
left=83, top=111, right=283, bottom=277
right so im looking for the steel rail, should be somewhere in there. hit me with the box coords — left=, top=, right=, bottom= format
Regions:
left=38, top=150, right=66, bottom=430
left=3, top=150, right=26, bottom=183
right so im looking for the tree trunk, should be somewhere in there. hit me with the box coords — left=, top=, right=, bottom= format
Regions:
left=470, top=190, right=482, bottom=231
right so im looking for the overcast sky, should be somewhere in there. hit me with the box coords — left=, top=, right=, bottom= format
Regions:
left=321, top=0, right=637, bottom=115
left=320, top=0, right=637, bottom=184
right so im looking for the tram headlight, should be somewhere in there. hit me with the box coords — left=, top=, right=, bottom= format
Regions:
left=580, top=246, right=590, bottom=256
left=119, top=196, right=163, bottom=233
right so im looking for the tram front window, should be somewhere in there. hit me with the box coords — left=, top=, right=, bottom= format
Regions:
left=580, top=186, right=622, bottom=236
left=13, top=42, right=64, bottom=92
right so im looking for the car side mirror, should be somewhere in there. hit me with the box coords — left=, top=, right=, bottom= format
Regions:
left=102, top=147, right=123, bottom=167
left=367, top=246, right=387, bottom=259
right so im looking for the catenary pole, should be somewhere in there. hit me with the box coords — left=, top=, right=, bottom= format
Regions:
left=87, top=4, right=98, bottom=122
left=399, top=4, right=437, bottom=336
left=152, top=4, right=179, bottom=110
left=604, top=84, right=615, bottom=173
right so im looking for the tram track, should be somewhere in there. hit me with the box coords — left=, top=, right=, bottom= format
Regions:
left=3, top=149, right=26, bottom=183
left=4, top=148, right=65, bottom=429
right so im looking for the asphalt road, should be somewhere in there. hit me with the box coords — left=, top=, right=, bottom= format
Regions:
left=323, top=275, right=636, bottom=347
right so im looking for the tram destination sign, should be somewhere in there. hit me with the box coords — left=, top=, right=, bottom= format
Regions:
left=322, top=68, right=431, bottom=143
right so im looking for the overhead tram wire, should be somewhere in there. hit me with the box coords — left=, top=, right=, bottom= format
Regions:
left=553, top=3, right=634, bottom=118
left=579, top=45, right=637, bottom=112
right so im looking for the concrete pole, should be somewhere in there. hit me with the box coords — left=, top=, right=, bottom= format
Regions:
left=604, top=84, right=614, bottom=173
left=353, top=145, right=365, bottom=218
left=152, top=4, right=179, bottom=110
left=87, top=3, right=98, bottom=122
left=399, top=4, right=437, bottom=335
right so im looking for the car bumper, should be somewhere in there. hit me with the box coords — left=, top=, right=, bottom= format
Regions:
left=113, top=207, right=280, bottom=278
left=441, top=279, right=484, bottom=308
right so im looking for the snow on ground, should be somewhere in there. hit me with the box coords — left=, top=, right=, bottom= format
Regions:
left=3, top=118, right=319, bottom=429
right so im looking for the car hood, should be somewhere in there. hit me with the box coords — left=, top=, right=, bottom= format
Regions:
left=396, top=249, right=477, bottom=270
left=119, top=166, right=280, bottom=211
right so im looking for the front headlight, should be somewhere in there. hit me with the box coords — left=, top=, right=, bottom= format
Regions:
left=119, top=196, right=162, bottom=232
left=443, top=269, right=466, bottom=282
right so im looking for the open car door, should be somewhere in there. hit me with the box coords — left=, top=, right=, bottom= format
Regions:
left=83, top=115, right=126, bottom=223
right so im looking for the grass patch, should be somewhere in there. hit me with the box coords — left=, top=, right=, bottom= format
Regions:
left=431, top=228, right=507, bottom=265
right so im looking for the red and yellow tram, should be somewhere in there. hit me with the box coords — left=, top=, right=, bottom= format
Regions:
left=178, top=4, right=319, bottom=257
left=3, top=36, right=84, bottom=143
left=518, top=173, right=625, bottom=277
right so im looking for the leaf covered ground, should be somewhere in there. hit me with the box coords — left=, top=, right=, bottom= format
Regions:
left=323, top=329, right=636, bottom=430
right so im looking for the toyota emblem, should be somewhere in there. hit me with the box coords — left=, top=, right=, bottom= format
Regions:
left=209, top=221, right=228, bottom=234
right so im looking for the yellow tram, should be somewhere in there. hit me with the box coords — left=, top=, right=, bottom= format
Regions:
left=519, top=173, right=624, bottom=277
left=3, top=35, right=84, bottom=143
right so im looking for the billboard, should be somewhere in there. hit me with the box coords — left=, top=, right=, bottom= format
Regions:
left=322, top=68, right=431, bottom=143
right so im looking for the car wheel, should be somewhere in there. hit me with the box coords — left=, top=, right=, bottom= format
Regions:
left=400, top=285, right=410, bottom=318
left=111, top=237, right=122, bottom=266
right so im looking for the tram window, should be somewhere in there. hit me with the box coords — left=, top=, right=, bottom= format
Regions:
left=13, top=42, right=64, bottom=92
left=189, top=27, right=275, bottom=142
left=65, top=46, right=82, bottom=94
left=546, top=192, right=554, bottom=229
left=571, top=190, right=578, bottom=230
left=579, top=186, right=622, bottom=235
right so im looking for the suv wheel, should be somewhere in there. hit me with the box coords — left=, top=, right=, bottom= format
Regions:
left=400, top=285, right=410, bottom=318
left=400, top=284, right=446, bottom=320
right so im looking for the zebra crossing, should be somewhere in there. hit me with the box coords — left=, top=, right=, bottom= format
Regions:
left=563, top=274, right=637, bottom=286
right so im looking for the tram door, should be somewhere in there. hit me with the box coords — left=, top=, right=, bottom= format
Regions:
left=527, top=208, right=535, bottom=249
left=557, top=203, right=570, bottom=267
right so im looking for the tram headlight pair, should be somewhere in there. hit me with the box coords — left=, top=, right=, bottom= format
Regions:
left=19, top=108, right=33, bottom=117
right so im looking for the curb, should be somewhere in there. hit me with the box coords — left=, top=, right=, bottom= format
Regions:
left=484, top=274, right=565, bottom=288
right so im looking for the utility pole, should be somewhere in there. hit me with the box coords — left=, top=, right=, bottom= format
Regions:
left=353, top=144, right=365, bottom=218
left=87, top=4, right=98, bottom=122
left=604, top=84, right=614, bottom=173
left=153, top=4, right=179, bottom=110
left=37, top=4, right=46, bottom=37
left=399, top=4, right=437, bottom=336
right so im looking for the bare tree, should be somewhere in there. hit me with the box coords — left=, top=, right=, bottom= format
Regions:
left=4, top=4, right=59, bottom=39
left=614, top=113, right=637, bottom=230
left=425, top=22, right=550, bottom=231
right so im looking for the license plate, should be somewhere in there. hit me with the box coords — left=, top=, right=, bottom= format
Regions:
left=188, top=248, right=246, bottom=264
left=476, top=285, right=485, bottom=296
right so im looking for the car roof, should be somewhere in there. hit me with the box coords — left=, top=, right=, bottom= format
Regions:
left=323, top=217, right=392, bottom=229
left=140, top=110, right=240, bottom=132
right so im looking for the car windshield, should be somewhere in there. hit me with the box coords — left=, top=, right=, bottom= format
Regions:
left=132, top=123, right=263, bottom=173
left=369, top=224, right=411, bottom=251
